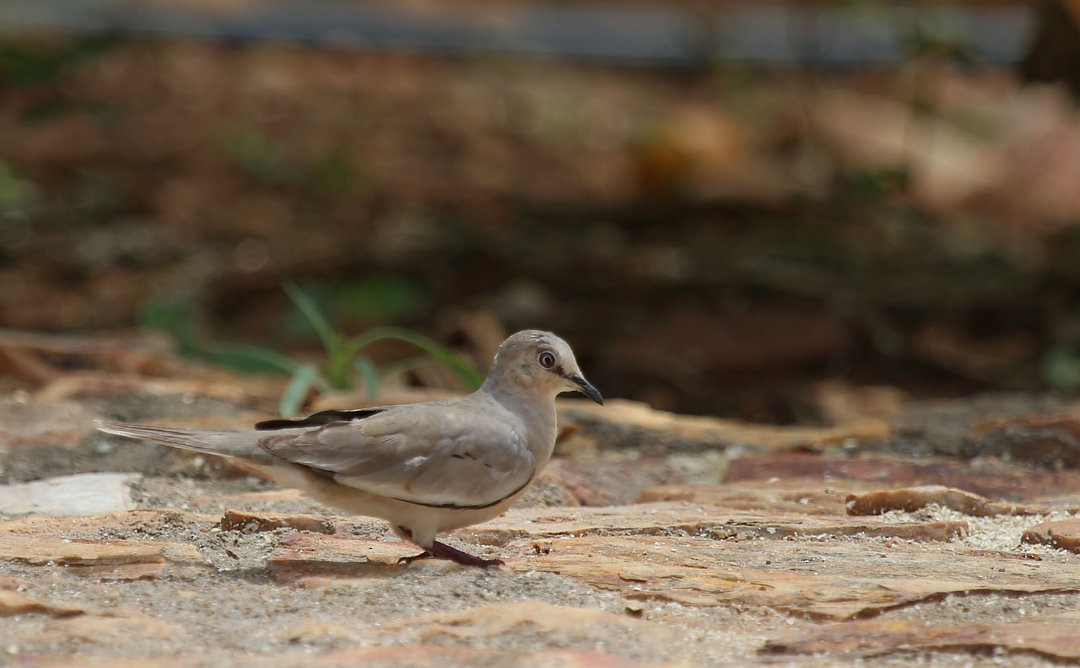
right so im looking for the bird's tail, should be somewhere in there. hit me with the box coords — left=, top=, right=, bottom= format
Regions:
left=96, top=420, right=274, bottom=463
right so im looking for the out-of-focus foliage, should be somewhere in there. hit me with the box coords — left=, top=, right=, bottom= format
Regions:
left=0, top=161, right=37, bottom=219
left=1043, top=346, right=1080, bottom=393
left=0, top=36, right=114, bottom=88
left=139, top=283, right=481, bottom=417
left=5, top=3, right=1080, bottom=415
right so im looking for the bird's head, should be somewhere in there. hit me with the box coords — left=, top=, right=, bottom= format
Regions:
left=484, top=330, right=603, bottom=405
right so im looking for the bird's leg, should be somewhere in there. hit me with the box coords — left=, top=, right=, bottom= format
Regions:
left=394, top=526, right=503, bottom=568
left=427, top=540, right=505, bottom=568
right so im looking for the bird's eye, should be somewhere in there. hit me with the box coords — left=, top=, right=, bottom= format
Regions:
left=538, top=351, right=557, bottom=369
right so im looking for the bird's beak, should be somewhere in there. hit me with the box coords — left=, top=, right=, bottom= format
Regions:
left=566, top=373, right=604, bottom=405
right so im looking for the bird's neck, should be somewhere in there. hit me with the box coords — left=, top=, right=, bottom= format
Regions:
left=481, top=377, right=559, bottom=464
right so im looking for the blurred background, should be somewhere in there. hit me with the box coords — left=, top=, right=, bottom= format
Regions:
left=3, top=0, right=1080, bottom=422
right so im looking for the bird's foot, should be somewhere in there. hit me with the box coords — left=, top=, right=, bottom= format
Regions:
left=429, top=540, right=505, bottom=568
left=398, top=541, right=504, bottom=568
left=397, top=551, right=434, bottom=565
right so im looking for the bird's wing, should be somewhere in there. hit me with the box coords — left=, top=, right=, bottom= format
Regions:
left=257, top=401, right=535, bottom=508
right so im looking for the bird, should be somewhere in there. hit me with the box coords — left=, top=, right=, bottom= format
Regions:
left=98, top=329, right=603, bottom=568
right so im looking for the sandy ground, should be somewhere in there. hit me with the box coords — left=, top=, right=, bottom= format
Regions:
left=2, top=388, right=1080, bottom=666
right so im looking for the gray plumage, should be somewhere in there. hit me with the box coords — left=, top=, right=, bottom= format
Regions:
left=98, top=329, right=602, bottom=567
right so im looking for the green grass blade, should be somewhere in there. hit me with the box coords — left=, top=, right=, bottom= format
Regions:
left=376, top=355, right=448, bottom=390
left=205, top=342, right=302, bottom=375
left=138, top=298, right=201, bottom=357
left=353, top=355, right=380, bottom=401
left=321, top=348, right=348, bottom=390
left=344, top=327, right=484, bottom=389
left=280, top=363, right=319, bottom=417
left=283, top=281, right=341, bottom=355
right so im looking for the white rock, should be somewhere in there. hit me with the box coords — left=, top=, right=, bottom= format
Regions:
left=0, top=472, right=139, bottom=516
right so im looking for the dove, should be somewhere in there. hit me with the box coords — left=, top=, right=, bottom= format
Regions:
left=98, top=330, right=602, bottom=567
